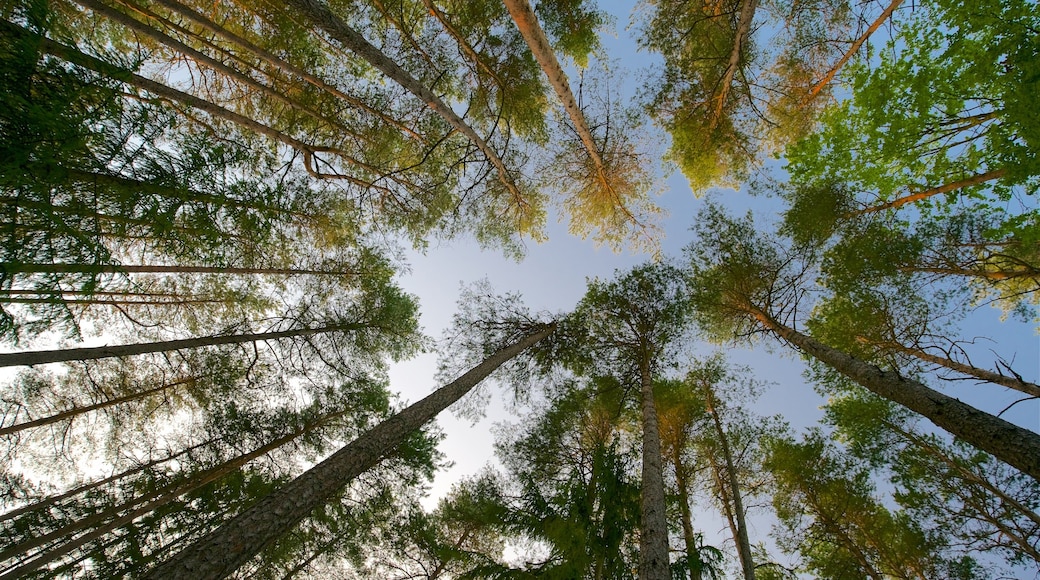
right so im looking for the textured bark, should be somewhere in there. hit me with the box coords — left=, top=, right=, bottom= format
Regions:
left=0, top=377, right=194, bottom=436
left=637, top=357, right=670, bottom=580
left=703, top=384, right=755, bottom=580
left=0, top=324, right=356, bottom=368
left=144, top=323, right=556, bottom=579
left=503, top=0, right=601, bottom=178
left=751, top=308, right=1040, bottom=481
left=673, top=445, right=701, bottom=580
left=281, top=0, right=528, bottom=213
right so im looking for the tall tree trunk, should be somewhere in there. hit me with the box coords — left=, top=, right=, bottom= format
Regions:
left=702, top=383, right=755, bottom=580
left=1, top=20, right=384, bottom=189
left=672, top=445, right=702, bottom=580
left=0, top=437, right=217, bottom=525
left=749, top=307, right=1040, bottom=482
left=0, top=323, right=357, bottom=368
left=0, top=377, right=194, bottom=436
left=144, top=323, right=556, bottom=579
left=502, top=0, right=642, bottom=233
left=280, top=0, right=530, bottom=217
left=75, top=0, right=364, bottom=142
left=4, top=262, right=358, bottom=277
left=637, top=356, right=670, bottom=580
left=709, top=0, right=758, bottom=131
left=146, top=0, right=423, bottom=140
left=502, top=0, right=602, bottom=180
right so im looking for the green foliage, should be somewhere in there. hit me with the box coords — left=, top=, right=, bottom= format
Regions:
left=534, top=0, right=607, bottom=68
left=785, top=0, right=1040, bottom=206
left=765, top=429, right=979, bottom=579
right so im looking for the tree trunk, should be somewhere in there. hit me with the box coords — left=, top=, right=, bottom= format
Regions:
left=702, top=383, right=755, bottom=580
left=75, top=0, right=363, bottom=143
left=672, top=445, right=702, bottom=580
left=144, top=323, right=556, bottom=579
left=0, top=437, right=217, bottom=525
left=750, top=308, right=1040, bottom=482
left=0, top=377, right=194, bottom=436
left=280, top=0, right=529, bottom=216
left=0, top=323, right=357, bottom=368
left=503, top=0, right=602, bottom=179
left=4, top=262, right=358, bottom=277
left=709, top=0, right=758, bottom=131
left=845, top=168, right=1006, bottom=218
left=146, top=0, right=423, bottom=140
left=637, top=356, right=670, bottom=580
left=802, top=0, right=904, bottom=104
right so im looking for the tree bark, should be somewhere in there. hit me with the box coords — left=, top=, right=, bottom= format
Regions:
left=672, top=444, right=702, bottom=580
left=144, top=323, right=555, bottom=579
left=709, top=0, right=758, bottom=131
left=750, top=308, right=1040, bottom=482
left=702, top=383, right=755, bottom=580
left=0, top=324, right=357, bottom=368
left=502, top=0, right=603, bottom=180
left=637, top=356, right=670, bottom=580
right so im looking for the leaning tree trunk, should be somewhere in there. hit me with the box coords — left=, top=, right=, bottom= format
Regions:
left=144, top=323, right=556, bottom=580
left=0, top=324, right=357, bottom=368
left=702, top=383, right=755, bottom=580
left=880, top=340, right=1040, bottom=398
left=750, top=308, right=1040, bottom=482
left=0, top=377, right=195, bottom=436
left=4, top=262, right=358, bottom=277
left=637, top=356, right=671, bottom=580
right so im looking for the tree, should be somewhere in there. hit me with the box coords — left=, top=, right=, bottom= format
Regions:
left=684, top=363, right=757, bottom=580
left=764, top=430, right=979, bottom=579
left=636, top=0, right=892, bottom=189
left=144, top=321, right=555, bottom=579
left=824, top=389, right=1040, bottom=570
left=685, top=205, right=1040, bottom=482
left=784, top=0, right=1039, bottom=219
left=504, top=0, right=658, bottom=251
left=560, top=262, right=694, bottom=580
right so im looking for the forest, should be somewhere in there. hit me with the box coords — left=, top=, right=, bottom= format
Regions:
left=0, top=0, right=1037, bottom=577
